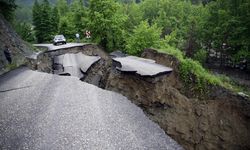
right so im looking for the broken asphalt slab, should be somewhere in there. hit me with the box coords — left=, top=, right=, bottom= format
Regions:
left=53, top=52, right=100, bottom=79
left=113, top=56, right=173, bottom=77
left=0, top=67, right=183, bottom=150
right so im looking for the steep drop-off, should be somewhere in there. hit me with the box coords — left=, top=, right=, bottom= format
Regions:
left=105, top=49, right=250, bottom=150
left=31, top=44, right=250, bottom=150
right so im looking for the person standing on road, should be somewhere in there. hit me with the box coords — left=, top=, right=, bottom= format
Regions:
left=4, top=46, right=12, bottom=64
left=76, top=33, right=80, bottom=43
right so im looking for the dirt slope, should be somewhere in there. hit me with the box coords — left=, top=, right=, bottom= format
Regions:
left=105, top=49, right=250, bottom=150
left=30, top=44, right=250, bottom=150
left=0, top=14, right=33, bottom=75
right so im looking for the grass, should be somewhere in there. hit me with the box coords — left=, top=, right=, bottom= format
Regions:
left=156, top=45, right=250, bottom=97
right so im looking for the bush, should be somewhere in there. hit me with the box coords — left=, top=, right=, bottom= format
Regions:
left=125, top=21, right=161, bottom=56
left=193, top=49, right=208, bottom=65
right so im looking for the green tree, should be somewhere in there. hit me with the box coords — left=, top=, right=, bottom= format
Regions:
left=14, top=22, right=34, bottom=42
left=0, top=0, right=17, bottom=21
left=58, top=16, right=75, bottom=39
left=40, top=0, right=53, bottom=41
left=202, top=0, right=250, bottom=65
left=32, top=0, right=43, bottom=42
left=70, top=0, right=88, bottom=33
left=125, top=21, right=161, bottom=55
left=140, top=0, right=160, bottom=25
left=88, top=0, right=127, bottom=51
left=57, top=0, right=68, bottom=16
left=51, top=6, right=60, bottom=35
left=121, top=2, right=143, bottom=33
left=32, top=0, right=54, bottom=43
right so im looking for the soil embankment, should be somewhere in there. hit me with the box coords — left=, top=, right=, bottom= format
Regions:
left=31, top=46, right=250, bottom=150
left=106, top=49, right=250, bottom=150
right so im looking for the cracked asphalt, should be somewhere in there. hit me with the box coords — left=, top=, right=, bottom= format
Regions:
left=33, top=43, right=86, bottom=51
left=0, top=67, right=183, bottom=150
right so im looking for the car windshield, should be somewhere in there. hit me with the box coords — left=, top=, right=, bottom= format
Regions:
left=55, top=35, right=64, bottom=39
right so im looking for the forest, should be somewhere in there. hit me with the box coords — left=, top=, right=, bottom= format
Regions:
left=1, top=0, right=250, bottom=72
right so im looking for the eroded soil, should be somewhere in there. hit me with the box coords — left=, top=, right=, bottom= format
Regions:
left=29, top=46, right=250, bottom=150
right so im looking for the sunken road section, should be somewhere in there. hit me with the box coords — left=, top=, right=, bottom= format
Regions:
left=0, top=67, right=183, bottom=150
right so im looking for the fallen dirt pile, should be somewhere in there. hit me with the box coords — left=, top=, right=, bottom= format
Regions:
left=31, top=45, right=250, bottom=150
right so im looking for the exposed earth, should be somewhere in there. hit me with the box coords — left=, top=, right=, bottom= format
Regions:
left=25, top=44, right=250, bottom=150
left=1, top=14, right=250, bottom=150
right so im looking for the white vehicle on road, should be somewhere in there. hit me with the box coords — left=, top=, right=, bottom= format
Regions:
left=53, top=35, right=66, bottom=45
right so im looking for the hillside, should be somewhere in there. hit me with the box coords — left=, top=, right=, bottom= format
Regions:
left=0, top=14, right=33, bottom=75
left=16, top=0, right=57, bottom=6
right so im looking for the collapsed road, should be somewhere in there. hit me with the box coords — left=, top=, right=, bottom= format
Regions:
left=0, top=44, right=183, bottom=149
left=113, top=56, right=173, bottom=77
left=53, top=52, right=100, bottom=79
left=2, top=43, right=249, bottom=150
left=0, top=67, right=182, bottom=149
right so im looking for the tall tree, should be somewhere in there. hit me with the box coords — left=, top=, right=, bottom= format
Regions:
left=88, top=0, right=127, bottom=51
left=0, top=0, right=17, bottom=21
left=32, top=0, right=53, bottom=43
left=51, top=6, right=59, bottom=35
left=33, top=0, right=43, bottom=42
left=14, top=22, right=34, bottom=42
left=70, top=0, right=88, bottom=33
left=40, top=0, right=53, bottom=42
left=121, top=1, right=143, bottom=33
left=202, top=0, right=250, bottom=65
left=57, top=0, right=68, bottom=16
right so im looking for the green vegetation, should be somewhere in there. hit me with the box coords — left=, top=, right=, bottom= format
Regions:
left=33, top=0, right=55, bottom=42
left=2, top=0, right=249, bottom=95
left=158, top=45, right=248, bottom=96
left=7, top=0, right=249, bottom=62
left=26, top=0, right=250, bottom=66
left=193, top=49, right=208, bottom=65
left=13, top=22, right=35, bottom=42
left=158, top=45, right=219, bottom=93
left=88, top=0, right=127, bottom=51
left=125, top=21, right=161, bottom=55
left=0, top=0, right=17, bottom=21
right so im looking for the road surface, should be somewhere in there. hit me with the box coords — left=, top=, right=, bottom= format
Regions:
left=0, top=67, right=182, bottom=150
left=53, top=52, right=101, bottom=79
left=113, top=56, right=173, bottom=77
left=33, top=43, right=86, bottom=51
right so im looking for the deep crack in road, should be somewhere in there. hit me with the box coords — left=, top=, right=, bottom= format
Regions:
left=0, top=67, right=183, bottom=150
